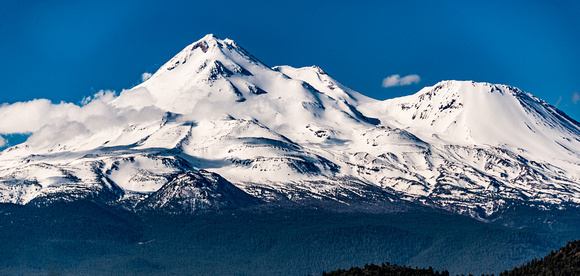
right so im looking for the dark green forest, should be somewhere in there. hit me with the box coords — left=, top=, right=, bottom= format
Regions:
left=499, top=240, right=580, bottom=276
left=321, top=240, right=580, bottom=276
left=0, top=201, right=579, bottom=275
left=321, top=263, right=453, bottom=276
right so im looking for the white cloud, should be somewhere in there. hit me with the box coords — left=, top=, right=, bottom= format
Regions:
left=0, top=99, right=76, bottom=134
left=27, top=121, right=90, bottom=147
left=0, top=136, right=5, bottom=147
left=0, top=89, right=166, bottom=147
left=114, top=87, right=156, bottom=108
left=573, top=92, right=580, bottom=104
left=142, top=72, right=153, bottom=82
left=382, top=74, right=421, bottom=88
left=81, top=90, right=116, bottom=105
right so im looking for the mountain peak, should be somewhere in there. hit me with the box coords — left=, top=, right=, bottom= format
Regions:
left=3, top=35, right=580, bottom=222
left=191, top=34, right=228, bottom=53
left=377, top=79, right=580, bottom=158
left=200, top=33, right=218, bottom=40
left=146, top=34, right=264, bottom=78
left=118, top=34, right=373, bottom=130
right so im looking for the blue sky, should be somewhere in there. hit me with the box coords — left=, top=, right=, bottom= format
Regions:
left=1, top=0, right=579, bottom=123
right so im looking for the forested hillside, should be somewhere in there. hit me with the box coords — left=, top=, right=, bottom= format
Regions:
left=500, top=240, right=580, bottom=276
left=2, top=201, right=575, bottom=275
left=322, top=240, right=580, bottom=276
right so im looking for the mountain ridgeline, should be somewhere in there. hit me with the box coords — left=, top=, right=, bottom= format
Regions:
left=1, top=34, right=579, bottom=222
left=1, top=34, right=580, bottom=275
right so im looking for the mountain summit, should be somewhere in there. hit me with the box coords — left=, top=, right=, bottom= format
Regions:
left=1, top=35, right=579, bottom=220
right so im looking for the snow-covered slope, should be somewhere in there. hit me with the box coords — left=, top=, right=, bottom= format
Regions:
left=1, top=34, right=579, bottom=220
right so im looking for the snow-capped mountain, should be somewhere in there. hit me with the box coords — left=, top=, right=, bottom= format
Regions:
left=1, top=34, right=579, bottom=220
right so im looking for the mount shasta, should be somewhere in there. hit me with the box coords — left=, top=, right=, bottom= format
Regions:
left=1, top=34, right=579, bottom=221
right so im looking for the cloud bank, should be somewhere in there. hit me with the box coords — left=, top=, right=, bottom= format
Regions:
left=573, top=92, right=580, bottom=104
left=382, top=74, right=421, bottom=88
left=0, top=89, right=166, bottom=148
